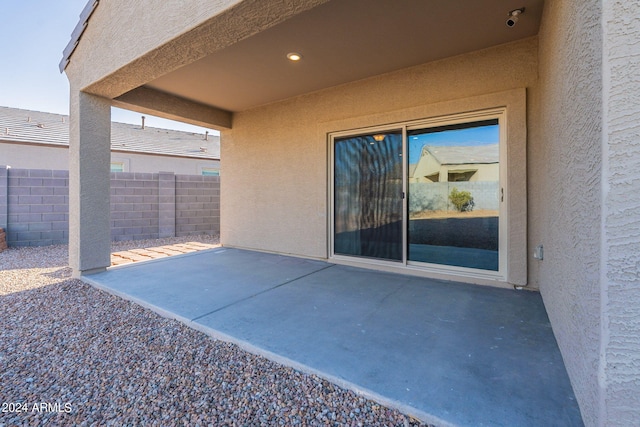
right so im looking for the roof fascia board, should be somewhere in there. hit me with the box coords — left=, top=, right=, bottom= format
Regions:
left=113, top=86, right=233, bottom=130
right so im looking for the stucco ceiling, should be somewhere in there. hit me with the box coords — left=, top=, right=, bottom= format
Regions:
left=144, top=0, right=544, bottom=113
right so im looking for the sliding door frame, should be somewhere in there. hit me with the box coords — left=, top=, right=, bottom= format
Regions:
left=329, top=124, right=408, bottom=269
left=404, top=108, right=508, bottom=281
left=329, top=107, right=508, bottom=282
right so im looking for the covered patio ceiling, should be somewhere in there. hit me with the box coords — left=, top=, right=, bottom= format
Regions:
left=117, top=0, right=544, bottom=116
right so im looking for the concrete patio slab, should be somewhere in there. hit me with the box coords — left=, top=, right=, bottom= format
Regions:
left=92, top=248, right=329, bottom=320
left=85, top=248, right=583, bottom=427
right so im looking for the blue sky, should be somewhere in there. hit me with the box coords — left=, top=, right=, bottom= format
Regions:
left=0, top=0, right=215, bottom=134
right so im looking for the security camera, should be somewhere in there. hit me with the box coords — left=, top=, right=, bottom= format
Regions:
left=506, top=8, right=525, bottom=27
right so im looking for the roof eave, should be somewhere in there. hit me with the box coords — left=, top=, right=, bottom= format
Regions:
left=59, top=0, right=100, bottom=73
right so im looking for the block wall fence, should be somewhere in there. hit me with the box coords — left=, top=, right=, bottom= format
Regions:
left=0, top=166, right=219, bottom=247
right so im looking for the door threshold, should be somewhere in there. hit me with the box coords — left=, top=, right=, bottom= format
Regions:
left=329, top=256, right=514, bottom=290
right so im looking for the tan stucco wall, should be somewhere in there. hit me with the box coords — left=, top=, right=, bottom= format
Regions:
left=1, top=144, right=68, bottom=169
left=534, top=1, right=602, bottom=425
left=110, top=152, right=219, bottom=175
left=601, top=0, right=640, bottom=423
left=0, top=143, right=219, bottom=175
left=68, top=90, right=112, bottom=275
left=221, top=38, right=537, bottom=284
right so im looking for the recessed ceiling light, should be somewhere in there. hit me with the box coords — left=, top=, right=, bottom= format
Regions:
left=286, top=52, right=302, bottom=61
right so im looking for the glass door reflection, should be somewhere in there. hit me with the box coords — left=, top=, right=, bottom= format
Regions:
left=407, top=120, right=500, bottom=270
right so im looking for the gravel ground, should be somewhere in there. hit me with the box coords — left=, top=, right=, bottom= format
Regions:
left=1, top=237, right=431, bottom=426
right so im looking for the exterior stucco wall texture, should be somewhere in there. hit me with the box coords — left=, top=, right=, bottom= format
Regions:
left=535, top=1, right=602, bottom=425
left=68, top=91, right=112, bottom=274
left=602, top=1, right=640, bottom=423
left=221, top=38, right=538, bottom=267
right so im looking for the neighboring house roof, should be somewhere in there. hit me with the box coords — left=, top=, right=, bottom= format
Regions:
left=422, top=144, right=498, bottom=165
left=0, top=106, right=219, bottom=160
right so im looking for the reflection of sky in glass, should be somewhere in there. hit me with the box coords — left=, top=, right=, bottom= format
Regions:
left=409, top=125, right=499, bottom=164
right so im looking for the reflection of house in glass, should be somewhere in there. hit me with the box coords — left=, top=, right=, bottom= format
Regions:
left=408, top=141, right=500, bottom=271
left=409, top=143, right=500, bottom=214
left=410, top=144, right=499, bottom=183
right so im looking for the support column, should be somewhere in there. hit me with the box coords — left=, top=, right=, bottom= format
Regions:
left=69, top=90, right=112, bottom=276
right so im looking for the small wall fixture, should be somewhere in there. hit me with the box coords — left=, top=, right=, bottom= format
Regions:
left=506, top=8, right=525, bottom=27
left=373, top=134, right=386, bottom=142
left=533, top=244, right=544, bottom=260
left=286, top=52, right=302, bottom=61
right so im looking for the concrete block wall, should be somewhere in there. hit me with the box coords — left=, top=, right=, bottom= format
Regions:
left=158, top=172, right=176, bottom=238
left=0, top=168, right=219, bottom=247
left=110, top=172, right=160, bottom=241
left=0, top=166, right=8, bottom=231
left=5, top=169, right=69, bottom=246
left=175, top=175, right=220, bottom=236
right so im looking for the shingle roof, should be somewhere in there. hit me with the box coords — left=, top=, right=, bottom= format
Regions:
left=0, top=106, right=219, bottom=160
left=422, top=144, right=498, bottom=165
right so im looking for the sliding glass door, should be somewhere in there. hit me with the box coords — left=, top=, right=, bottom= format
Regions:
left=407, top=120, right=500, bottom=271
left=333, top=131, right=403, bottom=261
left=331, top=110, right=505, bottom=277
